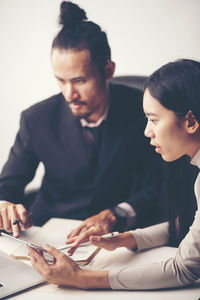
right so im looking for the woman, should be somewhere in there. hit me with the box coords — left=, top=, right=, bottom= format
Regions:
left=29, top=59, right=200, bottom=290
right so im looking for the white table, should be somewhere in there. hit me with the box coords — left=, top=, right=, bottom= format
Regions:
left=1, top=226, right=200, bottom=300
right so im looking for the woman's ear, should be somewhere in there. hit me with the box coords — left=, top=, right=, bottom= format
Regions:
left=104, top=61, right=115, bottom=80
left=185, top=110, right=200, bottom=134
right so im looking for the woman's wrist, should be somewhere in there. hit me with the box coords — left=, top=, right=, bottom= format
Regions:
left=69, top=232, right=137, bottom=289
left=119, top=231, right=137, bottom=250
left=76, top=268, right=110, bottom=289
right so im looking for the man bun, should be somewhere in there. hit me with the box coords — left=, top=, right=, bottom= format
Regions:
left=59, top=1, right=87, bottom=27
left=52, top=1, right=111, bottom=79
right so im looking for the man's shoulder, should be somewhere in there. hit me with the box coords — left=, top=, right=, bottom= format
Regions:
left=23, top=93, right=65, bottom=116
left=109, top=82, right=143, bottom=101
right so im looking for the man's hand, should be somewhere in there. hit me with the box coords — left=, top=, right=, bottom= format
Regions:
left=0, top=202, right=32, bottom=237
left=66, top=209, right=116, bottom=255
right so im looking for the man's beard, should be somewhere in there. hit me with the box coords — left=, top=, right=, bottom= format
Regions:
left=68, top=99, right=91, bottom=120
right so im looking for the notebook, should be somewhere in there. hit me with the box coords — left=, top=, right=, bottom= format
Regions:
left=0, top=250, right=44, bottom=299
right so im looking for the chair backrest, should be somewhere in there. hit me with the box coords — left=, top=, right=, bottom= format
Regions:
left=110, top=75, right=147, bottom=92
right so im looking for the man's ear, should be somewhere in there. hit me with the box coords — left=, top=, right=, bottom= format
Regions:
left=185, top=110, right=200, bottom=134
left=104, top=61, right=115, bottom=80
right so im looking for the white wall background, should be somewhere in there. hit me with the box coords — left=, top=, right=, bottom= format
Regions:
left=0, top=0, right=200, bottom=186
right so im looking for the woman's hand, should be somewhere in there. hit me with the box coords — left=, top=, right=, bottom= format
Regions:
left=28, top=244, right=110, bottom=289
left=28, top=244, right=82, bottom=287
left=90, top=231, right=137, bottom=251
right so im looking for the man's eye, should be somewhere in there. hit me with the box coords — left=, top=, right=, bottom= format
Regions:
left=75, top=79, right=85, bottom=83
left=57, top=78, right=65, bottom=84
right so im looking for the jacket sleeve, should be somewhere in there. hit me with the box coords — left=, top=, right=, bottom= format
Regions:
left=109, top=210, right=200, bottom=290
left=0, top=111, right=39, bottom=203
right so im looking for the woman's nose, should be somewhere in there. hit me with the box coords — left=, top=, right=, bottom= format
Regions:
left=144, top=122, right=154, bottom=138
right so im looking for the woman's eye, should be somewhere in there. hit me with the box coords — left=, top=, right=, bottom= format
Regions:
left=150, top=119, right=157, bottom=124
left=144, top=115, right=158, bottom=124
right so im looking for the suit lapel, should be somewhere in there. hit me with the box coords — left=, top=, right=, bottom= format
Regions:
left=95, top=90, right=126, bottom=182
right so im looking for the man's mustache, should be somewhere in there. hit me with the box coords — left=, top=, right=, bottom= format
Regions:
left=69, top=99, right=87, bottom=105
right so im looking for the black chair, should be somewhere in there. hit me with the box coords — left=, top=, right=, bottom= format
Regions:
left=110, top=75, right=147, bottom=92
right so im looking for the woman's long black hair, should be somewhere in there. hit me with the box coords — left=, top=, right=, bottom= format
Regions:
left=161, top=156, right=198, bottom=246
left=145, top=59, right=200, bottom=246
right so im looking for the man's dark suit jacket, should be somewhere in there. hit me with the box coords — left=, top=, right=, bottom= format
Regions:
left=0, top=84, right=162, bottom=226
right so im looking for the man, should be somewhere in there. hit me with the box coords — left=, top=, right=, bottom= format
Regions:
left=0, top=1, right=162, bottom=247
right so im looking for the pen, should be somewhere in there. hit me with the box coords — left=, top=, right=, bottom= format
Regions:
left=57, top=231, right=119, bottom=250
left=12, top=212, right=32, bottom=225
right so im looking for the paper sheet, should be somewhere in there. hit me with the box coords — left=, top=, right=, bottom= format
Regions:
left=12, top=218, right=99, bottom=262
